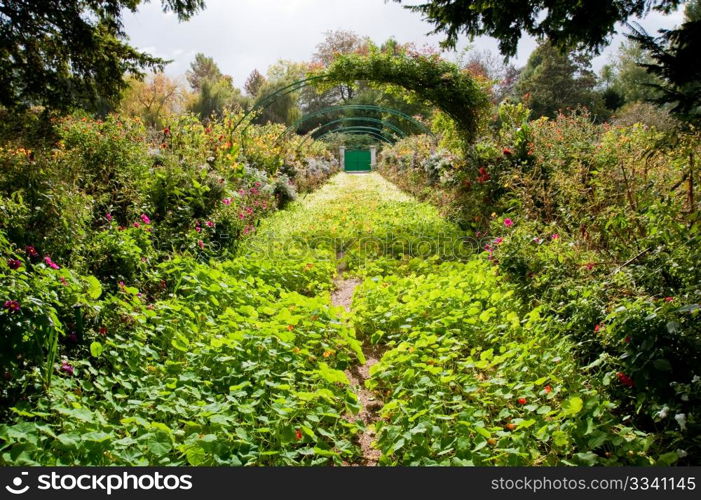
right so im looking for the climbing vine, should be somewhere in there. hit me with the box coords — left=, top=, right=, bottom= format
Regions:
left=319, top=50, right=490, bottom=143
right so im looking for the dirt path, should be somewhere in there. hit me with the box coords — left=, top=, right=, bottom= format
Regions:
left=331, top=261, right=383, bottom=466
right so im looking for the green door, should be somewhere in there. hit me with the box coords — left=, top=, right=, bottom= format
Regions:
left=344, top=149, right=371, bottom=172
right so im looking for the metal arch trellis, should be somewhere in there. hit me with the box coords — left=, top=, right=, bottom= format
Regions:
left=279, top=104, right=434, bottom=141
left=312, top=126, right=396, bottom=144
left=232, top=75, right=330, bottom=134
left=304, top=117, right=407, bottom=141
left=233, top=76, right=436, bottom=151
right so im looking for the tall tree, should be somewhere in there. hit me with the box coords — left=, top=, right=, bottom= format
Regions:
left=313, top=30, right=370, bottom=102
left=244, top=69, right=266, bottom=97
left=600, top=40, right=662, bottom=108
left=186, top=53, right=223, bottom=92
left=0, top=0, right=204, bottom=112
left=516, top=41, right=606, bottom=119
left=627, top=4, right=701, bottom=123
left=119, top=72, right=187, bottom=128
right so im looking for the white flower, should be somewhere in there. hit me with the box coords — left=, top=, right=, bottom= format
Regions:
left=692, top=375, right=700, bottom=384
left=656, top=406, right=669, bottom=419
left=677, top=449, right=688, bottom=458
left=674, top=413, right=687, bottom=431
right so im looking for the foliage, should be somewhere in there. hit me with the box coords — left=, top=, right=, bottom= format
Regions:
left=392, top=0, right=682, bottom=56
left=0, top=0, right=204, bottom=111
left=321, top=50, right=490, bottom=143
left=516, top=41, right=607, bottom=120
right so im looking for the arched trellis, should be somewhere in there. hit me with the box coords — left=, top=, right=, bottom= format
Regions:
left=297, top=120, right=403, bottom=149
left=307, top=117, right=407, bottom=139
left=280, top=104, right=433, bottom=141
left=314, top=126, right=396, bottom=144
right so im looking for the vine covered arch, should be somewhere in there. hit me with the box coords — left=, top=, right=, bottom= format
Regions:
left=320, top=51, right=490, bottom=142
left=234, top=51, right=489, bottom=146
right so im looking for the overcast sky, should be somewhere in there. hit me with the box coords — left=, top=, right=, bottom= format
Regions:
left=123, top=0, right=686, bottom=87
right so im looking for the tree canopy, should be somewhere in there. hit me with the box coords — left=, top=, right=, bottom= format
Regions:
left=0, top=0, right=204, bottom=111
left=393, top=0, right=683, bottom=55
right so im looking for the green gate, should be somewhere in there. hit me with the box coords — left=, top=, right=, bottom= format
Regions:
left=344, top=149, right=371, bottom=172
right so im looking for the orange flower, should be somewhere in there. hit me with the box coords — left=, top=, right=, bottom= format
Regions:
left=287, top=325, right=294, bottom=331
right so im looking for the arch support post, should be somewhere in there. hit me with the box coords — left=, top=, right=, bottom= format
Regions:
left=370, top=146, right=377, bottom=169
left=339, top=146, right=346, bottom=171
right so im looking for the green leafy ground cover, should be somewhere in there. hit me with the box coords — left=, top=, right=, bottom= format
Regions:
left=0, top=173, right=674, bottom=465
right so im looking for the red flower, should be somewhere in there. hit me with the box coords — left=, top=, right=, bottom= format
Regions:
left=585, top=262, right=595, bottom=270
left=517, top=397, right=527, bottom=405
left=163, top=127, right=170, bottom=136
left=3, top=300, right=21, bottom=313
left=594, top=324, right=602, bottom=333
left=664, top=297, right=674, bottom=302
left=25, top=245, right=38, bottom=257
left=295, top=429, right=303, bottom=440
left=503, top=218, right=514, bottom=228
left=503, top=148, right=513, bottom=156
left=617, top=372, right=635, bottom=388
left=624, top=336, right=631, bottom=344
left=99, top=327, right=108, bottom=336
left=7, top=258, right=22, bottom=270
left=544, top=385, right=552, bottom=393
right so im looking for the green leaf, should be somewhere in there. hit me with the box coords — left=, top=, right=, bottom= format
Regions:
left=317, top=362, right=349, bottom=385
left=561, top=396, right=583, bottom=417
left=186, top=446, right=206, bottom=466
left=90, top=341, right=103, bottom=357
left=85, top=276, right=103, bottom=300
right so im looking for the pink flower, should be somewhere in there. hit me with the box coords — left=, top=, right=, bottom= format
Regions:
left=43, top=256, right=60, bottom=270
left=503, top=218, right=513, bottom=228
left=118, top=281, right=126, bottom=289
left=238, top=212, right=246, bottom=220
left=494, top=237, right=504, bottom=245
left=133, top=222, right=141, bottom=228
left=664, top=297, right=674, bottom=303
left=254, top=182, right=262, bottom=188
left=195, top=226, right=202, bottom=233
left=140, top=214, right=151, bottom=225
left=3, top=300, right=21, bottom=313
left=206, top=221, right=215, bottom=228
left=243, top=225, right=255, bottom=235
left=533, top=237, right=543, bottom=244
left=60, top=361, right=74, bottom=376
left=250, top=187, right=259, bottom=195
left=551, top=233, right=560, bottom=240
left=7, top=259, right=22, bottom=270
left=105, top=213, right=113, bottom=222
left=221, top=198, right=232, bottom=206
left=197, top=240, right=205, bottom=249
